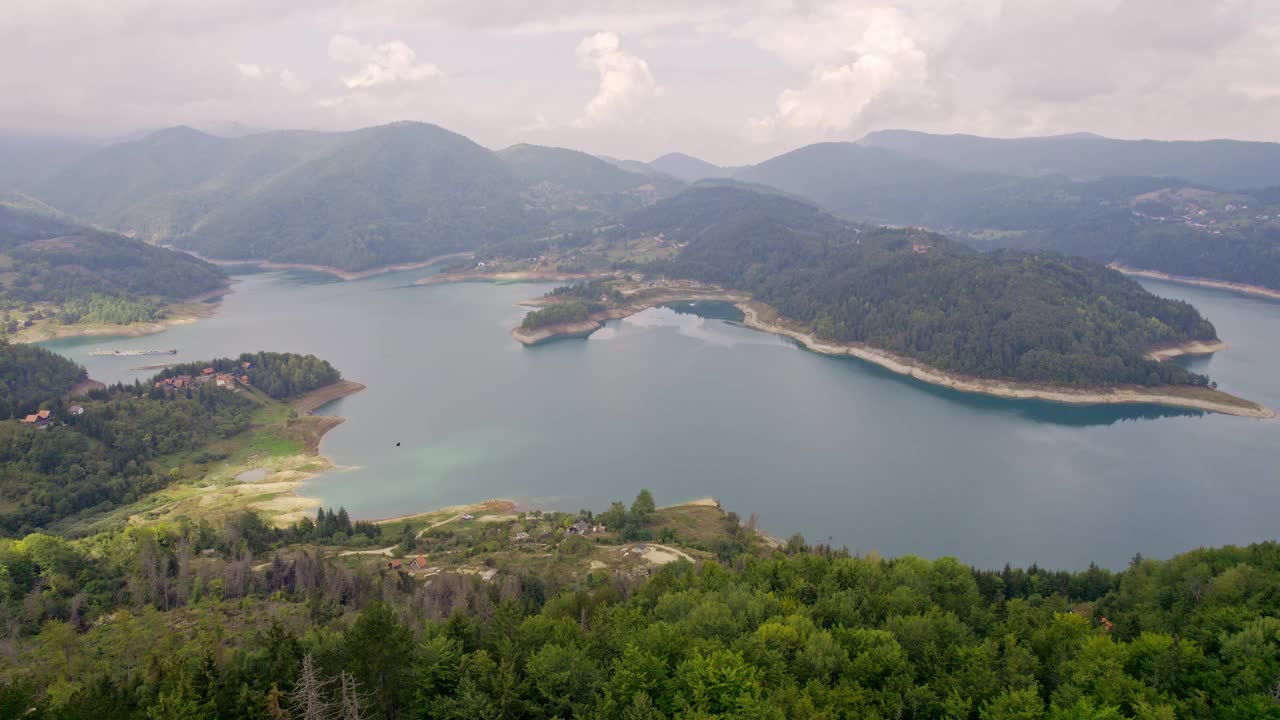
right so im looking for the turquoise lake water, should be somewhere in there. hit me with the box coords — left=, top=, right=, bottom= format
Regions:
left=42, top=270, right=1280, bottom=569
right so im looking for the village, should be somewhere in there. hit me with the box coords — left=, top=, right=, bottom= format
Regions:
left=153, top=361, right=253, bottom=392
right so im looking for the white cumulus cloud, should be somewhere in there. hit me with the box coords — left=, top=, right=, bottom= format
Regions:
left=573, top=31, right=659, bottom=128
left=328, top=34, right=443, bottom=90
left=745, top=8, right=932, bottom=142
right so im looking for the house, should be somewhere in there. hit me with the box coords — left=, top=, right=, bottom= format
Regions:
left=462, top=514, right=475, bottom=520
left=201, top=367, right=215, bottom=376
left=21, top=410, right=53, bottom=427
left=568, top=519, right=590, bottom=535
left=387, top=559, right=403, bottom=570
left=240, top=375, right=251, bottom=384
left=911, top=243, right=930, bottom=254
left=241, top=361, right=253, bottom=370
left=514, top=531, right=530, bottom=541
left=69, top=405, right=84, bottom=416
left=409, top=555, right=429, bottom=572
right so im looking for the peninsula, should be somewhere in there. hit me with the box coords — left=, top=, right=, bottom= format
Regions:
left=511, top=276, right=1272, bottom=419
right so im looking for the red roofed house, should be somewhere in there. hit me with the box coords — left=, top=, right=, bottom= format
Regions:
left=387, top=559, right=403, bottom=570
left=202, top=367, right=215, bottom=375
left=21, top=410, right=53, bottom=427
left=409, top=556, right=429, bottom=572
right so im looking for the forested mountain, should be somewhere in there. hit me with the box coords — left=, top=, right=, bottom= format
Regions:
left=0, top=200, right=226, bottom=331
left=733, top=143, right=1280, bottom=291
left=33, top=123, right=677, bottom=272
left=861, top=129, right=1280, bottom=189
left=0, top=341, right=86, bottom=420
left=0, top=133, right=95, bottom=192
left=649, top=152, right=733, bottom=182
left=625, top=186, right=1217, bottom=387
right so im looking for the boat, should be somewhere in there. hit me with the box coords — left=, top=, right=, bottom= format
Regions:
left=88, top=349, right=179, bottom=357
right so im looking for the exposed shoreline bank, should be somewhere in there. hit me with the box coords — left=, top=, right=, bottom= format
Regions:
left=236, top=380, right=368, bottom=525
left=172, top=247, right=474, bottom=281
left=734, top=301, right=1272, bottom=419
left=510, top=287, right=1272, bottom=418
left=13, top=281, right=234, bottom=344
left=417, top=270, right=606, bottom=286
left=1112, top=264, right=1280, bottom=302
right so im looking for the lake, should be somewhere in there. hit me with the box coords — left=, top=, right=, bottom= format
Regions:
left=42, top=271, right=1280, bottom=569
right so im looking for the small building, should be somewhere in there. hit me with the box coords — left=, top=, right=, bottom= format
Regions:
left=387, top=559, right=403, bottom=570
left=201, top=367, right=215, bottom=376
left=462, top=514, right=475, bottom=520
left=21, top=410, right=53, bottom=427
left=68, top=405, right=84, bottom=416
left=514, top=532, right=530, bottom=541
left=240, top=375, right=251, bottom=384
left=568, top=519, right=590, bottom=535
left=409, top=555, right=429, bottom=572
left=241, top=361, right=253, bottom=370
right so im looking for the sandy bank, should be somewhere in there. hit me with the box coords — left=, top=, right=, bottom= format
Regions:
left=512, top=320, right=603, bottom=345
left=12, top=282, right=232, bottom=344
left=1111, top=264, right=1280, bottom=302
left=174, top=247, right=473, bottom=281
left=512, top=289, right=750, bottom=346
left=1146, top=340, right=1229, bottom=361
left=418, top=270, right=605, bottom=286
left=292, top=380, right=367, bottom=415
left=735, top=302, right=1273, bottom=419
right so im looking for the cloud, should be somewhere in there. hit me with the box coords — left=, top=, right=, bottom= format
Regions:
left=328, top=34, right=443, bottom=90
left=573, top=31, right=659, bottom=128
left=743, top=7, right=933, bottom=142
left=236, top=63, right=307, bottom=93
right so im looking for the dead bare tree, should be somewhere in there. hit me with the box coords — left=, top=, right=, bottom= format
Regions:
left=287, top=654, right=335, bottom=720
left=338, top=671, right=368, bottom=720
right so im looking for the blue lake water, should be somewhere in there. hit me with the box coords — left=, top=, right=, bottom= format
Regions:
left=43, top=271, right=1280, bottom=569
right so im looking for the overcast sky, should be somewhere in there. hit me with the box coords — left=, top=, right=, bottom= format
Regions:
left=5, top=0, right=1279, bottom=164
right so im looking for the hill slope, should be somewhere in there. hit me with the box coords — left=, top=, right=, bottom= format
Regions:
left=649, top=152, right=733, bottom=182
left=34, top=124, right=679, bottom=272
left=0, top=198, right=226, bottom=334
left=627, top=186, right=1219, bottom=388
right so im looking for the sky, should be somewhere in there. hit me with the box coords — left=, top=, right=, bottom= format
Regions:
left=4, top=0, right=1280, bottom=164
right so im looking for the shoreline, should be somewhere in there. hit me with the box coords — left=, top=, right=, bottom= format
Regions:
left=511, top=289, right=750, bottom=346
left=734, top=301, right=1272, bottom=419
left=417, top=270, right=606, bottom=286
left=1146, top=339, right=1228, bottom=361
left=223, top=381, right=368, bottom=526
left=12, top=280, right=234, bottom=344
left=1112, top=264, right=1280, bottom=302
left=510, top=288, right=1272, bottom=418
left=172, top=247, right=474, bottom=281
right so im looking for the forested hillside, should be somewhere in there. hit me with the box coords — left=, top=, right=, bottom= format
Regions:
left=628, top=187, right=1217, bottom=387
left=32, top=123, right=677, bottom=272
left=0, top=200, right=226, bottom=331
left=2, top=492, right=1279, bottom=719
left=734, top=143, right=1280, bottom=292
left=0, top=340, right=86, bottom=419
left=0, top=351, right=343, bottom=535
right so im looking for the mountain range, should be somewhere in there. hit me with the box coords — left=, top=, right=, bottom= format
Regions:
left=14, top=122, right=1280, bottom=288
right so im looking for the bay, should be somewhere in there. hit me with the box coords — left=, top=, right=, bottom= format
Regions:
left=42, top=271, right=1280, bottom=569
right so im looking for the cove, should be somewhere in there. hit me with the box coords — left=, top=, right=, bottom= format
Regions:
left=42, top=270, right=1280, bottom=570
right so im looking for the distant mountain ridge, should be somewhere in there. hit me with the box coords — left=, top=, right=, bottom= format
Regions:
left=35, top=122, right=676, bottom=272
left=860, top=129, right=1280, bottom=189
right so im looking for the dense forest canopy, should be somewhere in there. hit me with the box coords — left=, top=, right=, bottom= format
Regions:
left=157, top=351, right=341, bottom=400
left=0, top=340, right=86, bottom=419
left=2, top=488, right=1279, bottom=718
left=628, top=187, right=1217, bottom=387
